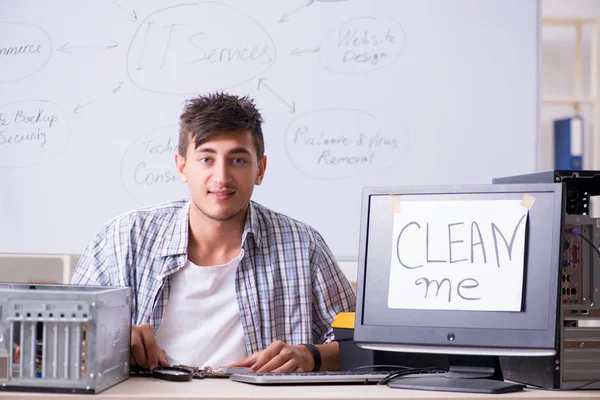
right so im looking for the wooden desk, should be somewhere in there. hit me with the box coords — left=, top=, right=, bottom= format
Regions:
left=2, top=378, right=600, bottom=400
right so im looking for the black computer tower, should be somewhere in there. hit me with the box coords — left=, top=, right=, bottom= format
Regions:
left=493, top=170, right=600, bottom=389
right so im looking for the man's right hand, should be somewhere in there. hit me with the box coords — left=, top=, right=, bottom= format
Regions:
left=130, top=323, right=170, bottom=370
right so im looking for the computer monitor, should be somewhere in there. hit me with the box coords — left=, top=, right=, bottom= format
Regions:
left=354, top=183, right=564, bottom=393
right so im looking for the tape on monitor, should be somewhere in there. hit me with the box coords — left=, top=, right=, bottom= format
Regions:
left=390, top=194, right=401, bottom=213
left=521, top=193, right=536, bottom=210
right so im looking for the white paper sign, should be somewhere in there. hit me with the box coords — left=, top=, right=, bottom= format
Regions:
left=387, top=199, right=528, bottom=311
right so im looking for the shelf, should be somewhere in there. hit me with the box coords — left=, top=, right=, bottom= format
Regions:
left=543, top=17, right=600, bottom=26
left=542, top=96, right=595, bottom=105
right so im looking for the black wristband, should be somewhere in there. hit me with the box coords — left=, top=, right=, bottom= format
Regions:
left=302, top=343, right=321, bottom=372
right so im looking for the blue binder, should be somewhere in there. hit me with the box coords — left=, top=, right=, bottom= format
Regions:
left=554, top=116, right=584, bottom=170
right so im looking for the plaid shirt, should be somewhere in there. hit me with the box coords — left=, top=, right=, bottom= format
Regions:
left=72, top=200, right=356, bottom=355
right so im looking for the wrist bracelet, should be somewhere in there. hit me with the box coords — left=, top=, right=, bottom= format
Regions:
left=302, top=343, right=321, bottom=372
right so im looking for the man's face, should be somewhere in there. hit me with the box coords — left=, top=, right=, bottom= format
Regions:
left=175, top=130, right=266, bottom=222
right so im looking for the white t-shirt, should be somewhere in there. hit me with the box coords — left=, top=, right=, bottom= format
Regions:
left=156, top=250, right=247, bottom=368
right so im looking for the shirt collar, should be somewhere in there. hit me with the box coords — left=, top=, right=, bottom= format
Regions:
left=158, top=199, right=262, bottom=258
left=158, top=200, right=190, bottom=257
left=243, top=200, right=262, bottom=248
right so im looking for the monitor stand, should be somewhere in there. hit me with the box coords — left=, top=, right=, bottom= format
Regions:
left=387, top=355, right=526, bottom=394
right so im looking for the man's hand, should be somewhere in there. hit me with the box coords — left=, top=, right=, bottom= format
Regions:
left=229, top=340, right=314, bottom=373
left=130, top=323, right=170, bottom=370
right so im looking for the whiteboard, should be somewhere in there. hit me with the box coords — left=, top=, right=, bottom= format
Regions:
left=0, top=0, right=540, bottom=258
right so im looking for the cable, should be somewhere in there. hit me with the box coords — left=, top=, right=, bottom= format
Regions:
left=349, top=364, right=414, bottom=373
left=348, top=364, right=449, bottom=385
left=570, top=228, right=600, bottom=259
left=569, top=379, right=600, bottom=390
left=377, top=367, right=448, bottom=386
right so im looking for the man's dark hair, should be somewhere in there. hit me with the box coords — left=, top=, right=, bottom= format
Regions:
left=178, top=92, right=264, bottom=159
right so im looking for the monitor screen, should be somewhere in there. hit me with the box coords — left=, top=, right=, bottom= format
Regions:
left=354, top=183, right=564, bottom=357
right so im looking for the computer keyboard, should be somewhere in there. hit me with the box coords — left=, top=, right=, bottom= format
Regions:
left=229, top=370, right=393, bottom=385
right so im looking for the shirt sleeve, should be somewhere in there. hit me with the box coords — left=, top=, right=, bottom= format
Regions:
left=309, top=229, right=356, bottom=344
left=71, top=215, right=131, bottom=287
left=71, top=228, right=112, bottom=286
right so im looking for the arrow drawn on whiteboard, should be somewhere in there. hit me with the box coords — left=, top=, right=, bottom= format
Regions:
left=116, top=2, right=137, bottom=22
left=57, top=41, right=119, bottom=54
left=279, top=0, right=348, bottom=23
left=73, top=82, right=124, bottom=114
left=279, top=0, right=314, bottom=23
left=257, top=78, right=296, bottom=113
left=290, top=47, right=320, bottom=56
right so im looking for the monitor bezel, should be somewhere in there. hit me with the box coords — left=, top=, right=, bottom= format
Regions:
left=354, top=183, right=564, bottom=356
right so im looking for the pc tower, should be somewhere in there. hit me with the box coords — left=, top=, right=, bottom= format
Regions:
left=493, top=170, right=600, bottom=389
left=0, top=283, right=131, bottom=394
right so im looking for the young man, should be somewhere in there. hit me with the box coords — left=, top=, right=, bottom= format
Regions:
left=71, top=92, right=356, bottom=373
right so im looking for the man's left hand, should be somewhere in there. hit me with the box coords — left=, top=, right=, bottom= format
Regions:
left=229, top=340, right=313, bottom=372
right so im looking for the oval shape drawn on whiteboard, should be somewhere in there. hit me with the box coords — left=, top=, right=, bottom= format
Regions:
left=319, top=16, right=405, bottom=74
left=0, top=100, right=70, bottom=168
left=127, top=2, right=277, bottom=95
left=121, top=125, right=189, bottom=205
left=0, top=22, right=53, bottom=83
left=284, top=109, right=407, bottom=180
